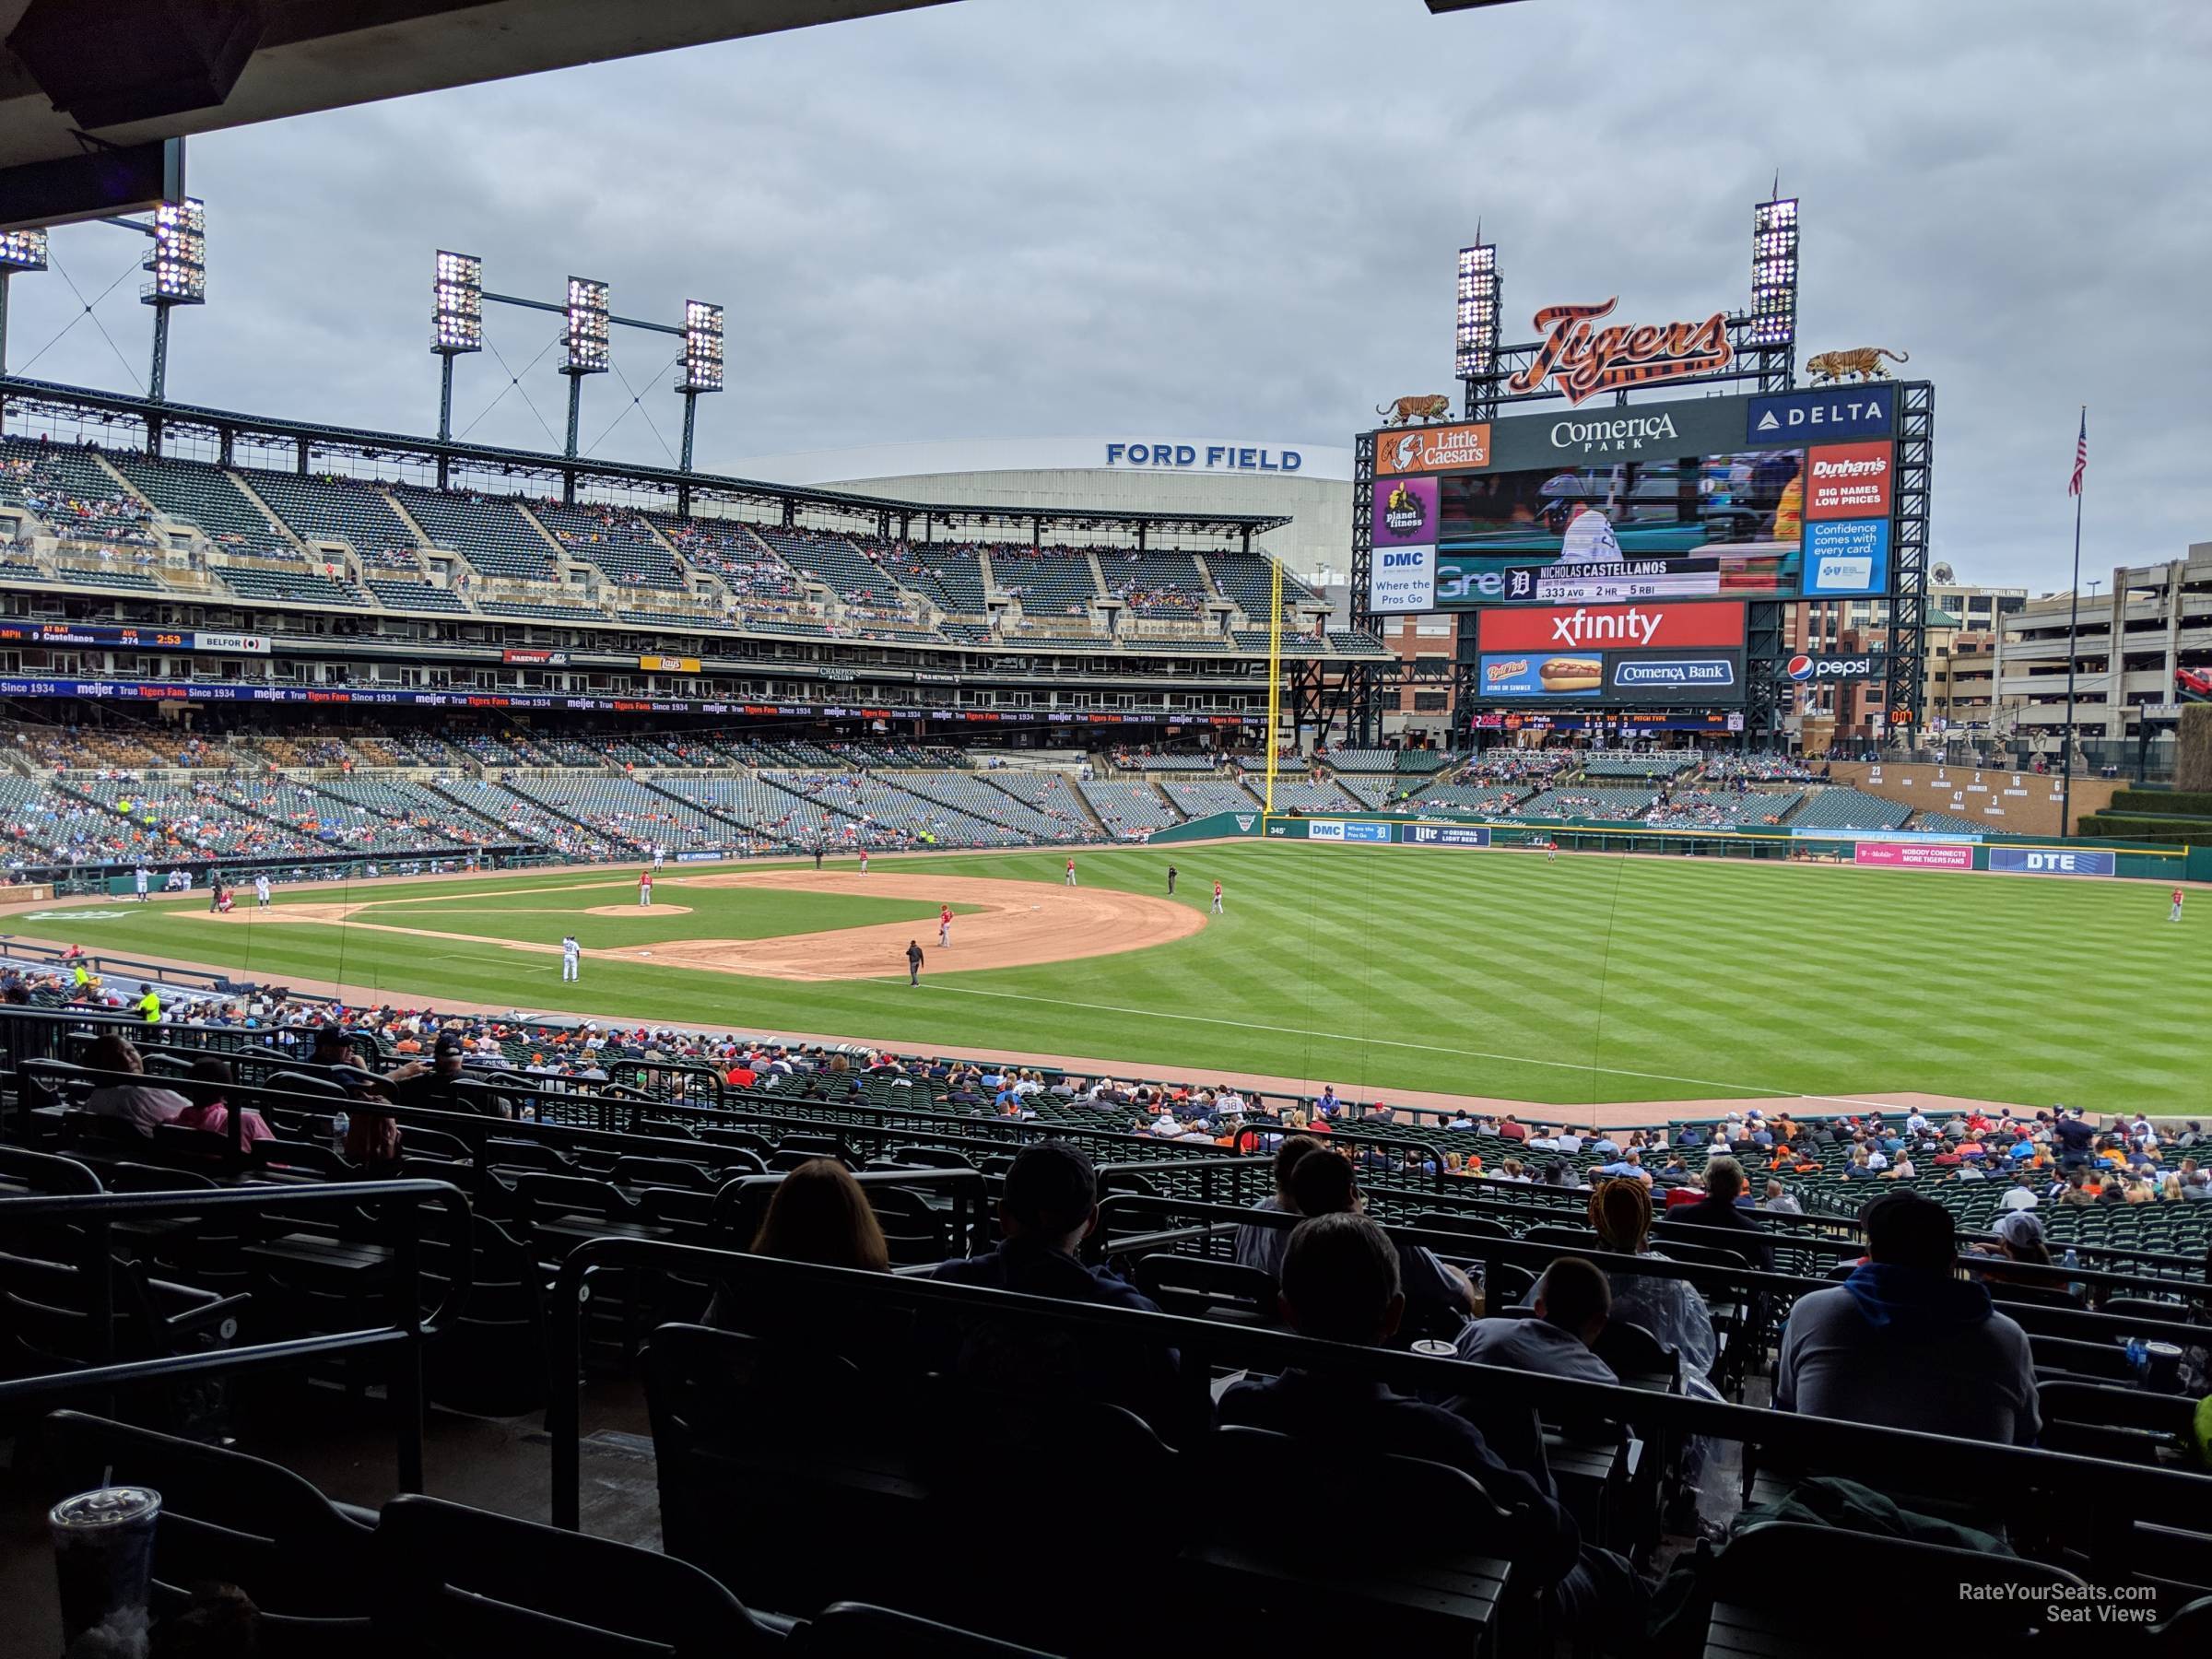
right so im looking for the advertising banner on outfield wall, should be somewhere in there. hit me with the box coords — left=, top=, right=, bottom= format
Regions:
left=1402, top=823, right=1492, bottom=848
left=1988, top=848, right=2116, bottom=877
left=1307, top=820, right=1390, bottom=843
left=1853, top=841, right=1975, bottom=869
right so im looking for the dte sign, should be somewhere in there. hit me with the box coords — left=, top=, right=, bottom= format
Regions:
left=1105, top=442, right=1302, bottom=472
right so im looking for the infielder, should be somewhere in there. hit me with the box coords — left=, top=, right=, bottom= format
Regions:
left=254, top=873, right=272, bottom=909
left=1065, top=855, right=1077, bottom=888
left=561, top=934, right=582, bottom=982
left=859, top=849, right=870, bottom=876
left=134, top=865, right=149, bottom=902
left=938, top=904, right=953, bottom=947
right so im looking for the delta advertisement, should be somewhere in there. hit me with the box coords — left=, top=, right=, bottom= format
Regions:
left=1472, top=601, right=1746, bottom=705
left=1368, top=389, right=1897, bottom=607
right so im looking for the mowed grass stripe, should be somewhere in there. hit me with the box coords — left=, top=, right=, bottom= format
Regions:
left=20, top=844, right=2206, bottom=1112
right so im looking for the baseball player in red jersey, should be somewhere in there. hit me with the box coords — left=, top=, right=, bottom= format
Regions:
left=2171, top=888, right=2185, bottom=924
left=859, top=849, right=869, bottom=876
left=1065, top=855, right=1077, bottom=888
left=638, top=868, right=653, bottom=907
left=939, top=903, right=953, bottom=947
left=1211, top=878, right=1224, bottom=914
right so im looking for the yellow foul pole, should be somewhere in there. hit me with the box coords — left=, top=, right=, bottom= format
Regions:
left=1265, top=553, right=1283, bottom=816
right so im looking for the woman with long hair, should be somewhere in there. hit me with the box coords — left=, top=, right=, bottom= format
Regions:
left=751, top=1159, right=890, bottom=1272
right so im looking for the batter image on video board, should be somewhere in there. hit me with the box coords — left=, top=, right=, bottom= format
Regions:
left=1436, top=449, right=1807, bottom=607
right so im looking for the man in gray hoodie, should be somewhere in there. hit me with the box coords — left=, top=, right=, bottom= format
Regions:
left=1777, top=1191, right=2039, bottom=1444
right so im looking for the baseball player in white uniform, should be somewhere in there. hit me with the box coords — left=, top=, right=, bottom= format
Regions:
left=652, top=846, right=665, bottom=872
left=134, top=865, right=149, bottom=902
left=254, top=873, right=272, bottom=909
left=561, top=934, right=582, bottom=982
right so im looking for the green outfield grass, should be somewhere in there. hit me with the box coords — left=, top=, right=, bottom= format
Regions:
left=14, top=845, right=2205, bottom=1113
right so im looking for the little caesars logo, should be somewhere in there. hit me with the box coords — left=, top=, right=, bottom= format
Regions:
left=1507, top=298, right=1731, bottom=405
left=1549, top=411, right=1680, bottom=456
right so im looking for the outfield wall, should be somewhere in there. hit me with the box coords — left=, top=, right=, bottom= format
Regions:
left=1151, top=810, right=2212, bottom=882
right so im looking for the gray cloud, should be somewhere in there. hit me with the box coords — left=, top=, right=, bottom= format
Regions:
left=4, top=0, right=2204, bottom=590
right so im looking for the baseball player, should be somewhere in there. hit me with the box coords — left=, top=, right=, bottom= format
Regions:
left=906, top=938, right=924, bottom=986
left=639, top=868, right=653, bottom=908
left=938, top=904, right=953, bottom=948
left=133, top=864, right=149, bottom=903
left=1211, top=878, right=1224, bottom=914
left=652, top=845, right=665, bottom=872
left=859, top=849, right=870, bottom=877
left=561, top=934, right=582, bottom=982
left=1167, top=864, right=1178, bottom=895
left=1065, top=855, right=1077, bottom=888
left=1547, top=840, right=1559, bottom=863
left=2171, top=887, right=2185, bottom=924
left=254, top=872, right=271, bottom=909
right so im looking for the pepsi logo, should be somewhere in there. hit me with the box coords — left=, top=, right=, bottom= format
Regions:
left=1786, top=654, right=1815, bottom=682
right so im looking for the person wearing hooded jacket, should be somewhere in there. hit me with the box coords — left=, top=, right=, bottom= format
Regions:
left=1776, top=1191, right=2040, bottom=1445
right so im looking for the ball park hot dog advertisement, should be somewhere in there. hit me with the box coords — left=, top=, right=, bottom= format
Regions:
left=1474, top=600, right=1747, bottom=704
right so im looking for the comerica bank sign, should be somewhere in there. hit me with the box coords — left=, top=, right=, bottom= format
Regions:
left=1105, top=442, right=1303, bottom=472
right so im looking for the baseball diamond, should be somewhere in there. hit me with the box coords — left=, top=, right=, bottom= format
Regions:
left=8, top=840, right=2204, bottom=1115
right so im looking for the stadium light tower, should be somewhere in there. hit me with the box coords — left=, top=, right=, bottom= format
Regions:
left=431, top=250, right=484, bottom=441
left=677, top=299, right=723, bottom=471
left=560, top=276, right=610, bottom=459
left=139, top=195, right=206, bottom=402
left=0, top=228, right=49, bottom=374
left=1749, top=193, right=1798, bottom=391
left=1455, top=235, right=1501, bottom=419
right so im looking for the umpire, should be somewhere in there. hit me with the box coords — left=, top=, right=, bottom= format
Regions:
left=906, top=938, right=924, bottom=986
left=1167, top=864, right=1178, bottom=894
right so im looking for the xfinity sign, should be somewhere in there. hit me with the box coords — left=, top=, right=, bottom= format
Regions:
left=1747, top=386, right=1896, bottom=442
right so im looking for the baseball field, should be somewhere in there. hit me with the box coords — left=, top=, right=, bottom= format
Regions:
left=6, top=842, right=2203, bottom=1116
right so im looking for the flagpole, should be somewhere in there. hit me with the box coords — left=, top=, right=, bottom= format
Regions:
left=2060, top=406, right=2086, bottom=837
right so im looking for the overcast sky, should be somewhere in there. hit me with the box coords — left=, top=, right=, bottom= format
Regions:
left=6, top=0, right=2205, bottom=593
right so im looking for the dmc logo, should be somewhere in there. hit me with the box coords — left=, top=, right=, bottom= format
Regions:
left=1234, top=815, right=1255, bottom=830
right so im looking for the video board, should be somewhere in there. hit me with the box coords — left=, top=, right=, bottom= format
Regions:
left=1366, top=387, right=1897, bottom=614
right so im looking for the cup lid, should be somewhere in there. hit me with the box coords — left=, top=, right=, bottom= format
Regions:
left=50, top=1487, right=160, bottom=1530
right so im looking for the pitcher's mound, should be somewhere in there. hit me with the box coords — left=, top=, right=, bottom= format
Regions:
left=583, top=903, right=693, bottom=917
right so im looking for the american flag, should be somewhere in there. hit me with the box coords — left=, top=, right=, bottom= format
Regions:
left=2067, top=408, right=2088, bottom=497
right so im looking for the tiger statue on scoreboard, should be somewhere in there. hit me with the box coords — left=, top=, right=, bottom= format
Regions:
left=1376, top=394, right=1452, bottom=426
left=1805, top=347, right=1910, bottom=384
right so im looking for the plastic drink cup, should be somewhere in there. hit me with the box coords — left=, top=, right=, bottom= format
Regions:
left=49, top=1485, right=161, bottom=1645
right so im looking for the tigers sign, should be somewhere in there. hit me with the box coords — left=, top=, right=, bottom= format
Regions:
left=1505, top=298, right=1733, bottom=405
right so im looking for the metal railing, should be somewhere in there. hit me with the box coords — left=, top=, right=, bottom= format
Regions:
left=0, top=1179, right=469, bottom=1489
